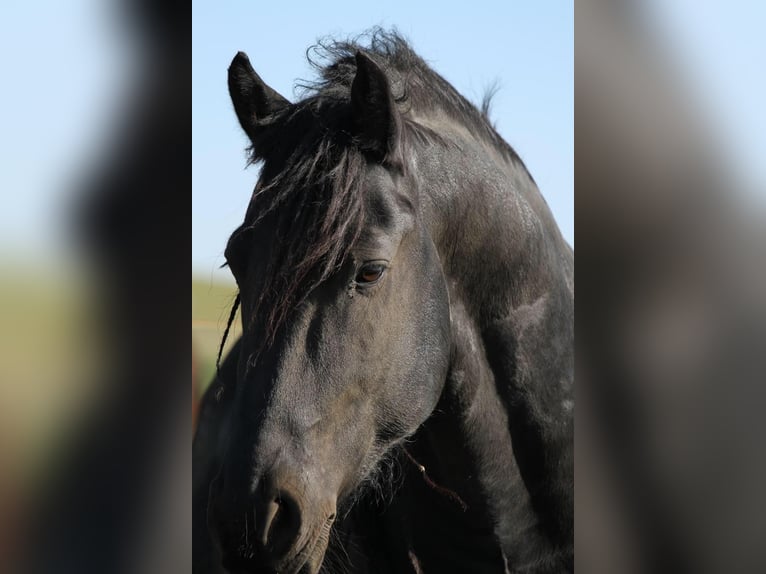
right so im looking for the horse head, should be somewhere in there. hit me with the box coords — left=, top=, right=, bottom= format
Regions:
left=208, top=50, right=452, bottom=574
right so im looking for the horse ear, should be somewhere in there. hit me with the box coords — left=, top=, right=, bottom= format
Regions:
left=228, top=51, right=289, bottom=141
left=351, top=52, right=400, bottom=158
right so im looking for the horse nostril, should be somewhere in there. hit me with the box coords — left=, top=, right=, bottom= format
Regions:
left=257, top=498, right=280, bottom=547
left=254, top=488, right=302, bottom=559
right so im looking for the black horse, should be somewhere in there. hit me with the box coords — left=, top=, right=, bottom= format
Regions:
left=193, top=32, right=573, bottom=574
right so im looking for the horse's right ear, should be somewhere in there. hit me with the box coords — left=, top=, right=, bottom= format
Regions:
left=228, top=52, right=289, bottom=141
left=351, top=52, right=400, bottom=159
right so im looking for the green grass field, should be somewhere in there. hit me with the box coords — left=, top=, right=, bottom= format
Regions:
left=0, top=272, right=238, bottom=480
left=192, top=276, right=240, bottom=392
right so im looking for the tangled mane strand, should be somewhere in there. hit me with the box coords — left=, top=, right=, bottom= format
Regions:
left=302, top=29, right=530, bottom=168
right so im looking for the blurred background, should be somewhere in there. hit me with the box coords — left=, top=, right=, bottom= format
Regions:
left=0, top=1, right=126, bottom=457
left=576, top=1, right=766, bottom=572
left=1, top=0, right=191, bottom=571
left=0, top=0, right=764, bottom=572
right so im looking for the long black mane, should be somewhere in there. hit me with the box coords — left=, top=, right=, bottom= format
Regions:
left=222, top=30, right=531, bottom=355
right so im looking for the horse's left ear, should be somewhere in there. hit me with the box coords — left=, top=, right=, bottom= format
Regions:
left=228, top=51, right=289, bottom=142
left=351, top=52, right=400, bottom=158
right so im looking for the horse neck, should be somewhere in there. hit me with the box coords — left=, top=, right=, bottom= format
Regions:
left=428, top=298, right=561, bottom=564
left=413, top=120, right=573, bottom=321
left=372, top=298, right=558, bottom=572
left=406, top=123, right=573, bottom=567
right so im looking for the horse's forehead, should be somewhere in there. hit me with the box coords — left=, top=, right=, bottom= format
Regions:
left=362, top=165, right=412, bottom=226
left=350, top=167, right=414, bottom=263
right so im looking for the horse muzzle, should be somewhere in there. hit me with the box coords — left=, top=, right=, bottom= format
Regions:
left=208, top=465, right=336, bottom=574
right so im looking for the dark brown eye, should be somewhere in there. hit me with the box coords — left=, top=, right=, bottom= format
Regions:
left=355, top=262, right=386, bottom=285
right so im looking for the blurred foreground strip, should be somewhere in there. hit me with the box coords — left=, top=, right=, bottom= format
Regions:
left=0, top=1, right=190, bottom=573
left=576, top=1, right=766, bottom=572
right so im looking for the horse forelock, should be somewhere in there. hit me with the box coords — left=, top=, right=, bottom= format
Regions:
left=242, top=123, right=369, bottom=350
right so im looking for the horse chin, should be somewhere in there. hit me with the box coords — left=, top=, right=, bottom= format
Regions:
left=300, top=542, right=329, bottom=574
left=284, top=516, right=333, bottom=574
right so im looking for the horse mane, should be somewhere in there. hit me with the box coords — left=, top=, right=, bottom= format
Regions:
left=221, top=29, right=531, bottom=362
left=289, top=29, right=528, bottom=169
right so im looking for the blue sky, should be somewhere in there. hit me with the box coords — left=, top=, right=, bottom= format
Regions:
left=192, top=1, right=574, bottom=280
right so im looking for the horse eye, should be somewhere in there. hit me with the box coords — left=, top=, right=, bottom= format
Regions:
left=355, top=263, right=386, bottom=285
